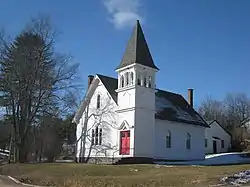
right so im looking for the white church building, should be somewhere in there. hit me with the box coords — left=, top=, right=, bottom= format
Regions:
left=73, top=21, right=210, bottom=164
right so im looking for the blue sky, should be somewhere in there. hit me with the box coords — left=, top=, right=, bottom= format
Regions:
left=1, top=0, right=250, bottom=108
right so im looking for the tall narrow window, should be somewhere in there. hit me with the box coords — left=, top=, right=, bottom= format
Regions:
left=121, top=75, right=124, bottom=87
left=221, top=140, right=224, bottom=148
left=125, top=72, right=129, bottom=86
left=144, top=77, right=147, bottom=87
left=137, top=77, right=141, bottom=85
left=186, top=133, right=191, bottom=150
left=97, top=94, right=100, bottom=109
left=91, top=129, right=95, bottom=145
left=92, top=127, right=103, bottom=146
left=130, top=72, right=134, bottom=85
left=148, top=76, right=152, bottom=88
left=205, top=139, right=208, bottom=147
left=95, top=127, right=99, bottom=145
left=99, top=128, right=102, bottom=145
left=166, top=131, right=171, bottom=148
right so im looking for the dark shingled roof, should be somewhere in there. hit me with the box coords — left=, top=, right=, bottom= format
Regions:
left=207, top=120, right=232, bottom=137
left=116, top=20, right=159, bottom=70
left=97, top=74, right=209, bottom=128
left=97, top=74, right=118, bottom=102
left=155, top=89, right=209, bottom=127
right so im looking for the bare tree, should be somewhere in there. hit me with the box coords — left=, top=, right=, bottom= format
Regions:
left=198, top=96, right=225, bottom=122
left=0, top=15, right=80, bottom=162
left=199, top=93, right=250, bottom=151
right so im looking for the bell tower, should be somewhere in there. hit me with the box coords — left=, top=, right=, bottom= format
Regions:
left=115, top=20, right=159, bottom=158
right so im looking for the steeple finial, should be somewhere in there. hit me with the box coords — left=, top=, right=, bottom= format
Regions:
left=116, top=20, right=159, bottom=70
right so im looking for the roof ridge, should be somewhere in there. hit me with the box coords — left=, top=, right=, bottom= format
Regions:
left=96, top=74, right=117, bottom=80
left=156, top=89, right=182, bottom=97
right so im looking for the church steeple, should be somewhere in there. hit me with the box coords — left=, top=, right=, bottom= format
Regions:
left=116, top=20, right=159, bottom=70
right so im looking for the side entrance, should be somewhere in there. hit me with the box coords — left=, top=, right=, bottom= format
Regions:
left=119, top=130, right=130, bottom=155
left=213, top=140, right=217, bottom=154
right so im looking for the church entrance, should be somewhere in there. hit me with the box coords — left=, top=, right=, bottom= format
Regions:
left=120, top=130, right=130, bottom=155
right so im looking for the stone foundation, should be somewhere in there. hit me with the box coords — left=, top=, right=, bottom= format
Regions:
left=77, top=157, right=120, bottom=164
left=76, top=157, right=154, bottom=164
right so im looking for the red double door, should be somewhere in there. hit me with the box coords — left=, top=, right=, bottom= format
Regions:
left=120, top=130, right=130, bottom=155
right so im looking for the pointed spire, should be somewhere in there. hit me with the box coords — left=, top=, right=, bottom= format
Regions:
left=116, top=20, right=159, bottom=70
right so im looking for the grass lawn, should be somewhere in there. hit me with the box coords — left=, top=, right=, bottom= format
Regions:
left=0, top=163, right=250, bottom=187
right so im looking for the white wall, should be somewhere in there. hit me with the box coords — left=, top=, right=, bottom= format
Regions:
left=76, top=76, right=120, bottom=159
left=205, top=121, right=231, bottom=154
left=154, top=119, right=206, bottom=160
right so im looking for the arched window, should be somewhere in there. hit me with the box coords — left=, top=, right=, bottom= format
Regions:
left=186, top=133, right=191, bottom=150
left=166, top=131, right=171, bottom=148
left=130, top=72, right=134, bottom=85
left=99, top=128, right=102, bottom=145
left=91, top=129, right=95, bottom=145
left=125, top=72, right=129, bottom=86
left=120, top=75, right=124, bottom=87
left=148, top=76, right=152, bottom=88
left=137, top=74, right=141, bottom=86
left=144, top=77, right=147, bottom=87
left=95, top=126, right=99, bottom=145
left=97, top=94, right=100, bottom=109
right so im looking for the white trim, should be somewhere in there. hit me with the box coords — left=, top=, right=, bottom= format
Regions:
left=116, top=63, right=159, bottom=72
left=116, top=107, right=136, bottom=113
left=115, top=84, right=136, bottom=92
left=118, top=120, right=130, bottom=130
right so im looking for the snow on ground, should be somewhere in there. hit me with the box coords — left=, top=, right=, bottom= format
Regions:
left=154, top=152, right=250, bottom=166
left=221, top=170, right=250, bottom=186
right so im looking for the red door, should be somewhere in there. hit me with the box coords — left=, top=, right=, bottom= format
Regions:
left=120, top=131, right=130, bottom=155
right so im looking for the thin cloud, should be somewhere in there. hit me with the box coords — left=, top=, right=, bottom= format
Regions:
left=103, top=0, right=144, bottom=29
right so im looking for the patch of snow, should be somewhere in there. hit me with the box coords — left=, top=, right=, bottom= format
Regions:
left=221, top=170, right=250, bottom=186
left=155, top=95, right=204, bottom=124
left=154, top=152, right=250, bottom=166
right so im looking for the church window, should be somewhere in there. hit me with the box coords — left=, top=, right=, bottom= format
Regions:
left=125, top=72, right=129, bottom=86
left=99, top=128, right=103, bottom=145
left=166, top=131, right=171, bottom=148
left=121, top=75, right=124, bottom=87
left=92, top=127, right=102, bottom=145
left=91, top=129, right=95, bottom=145
left=95, top=127, right=99, bottom=145
left=144, top=77, right=147, bottom=87
left=130, top=72, right=134, bottom=85
left=148, top=76, right=152, bottom=88
left=186, top=133, right=191, bottom=150
left=97, top=94, right=101, bottom=109
left=137, top=73, right=141, bottom=86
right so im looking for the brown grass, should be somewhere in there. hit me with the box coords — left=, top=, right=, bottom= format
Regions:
left=1, top=163, right=250, bottom=187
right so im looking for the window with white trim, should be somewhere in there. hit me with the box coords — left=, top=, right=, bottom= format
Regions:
left=120, top=75, right=124, bottom=87
left=148, top=76, right=152, bottom=88
left=166, top=131, right=171, bottom=148
left=186, top=133, right=191, bottom=150
left=97, top=94, right=101, bottom=109
left=91, top=127, right=103, bottom=145
left=130, top=72, right=134, bottom=85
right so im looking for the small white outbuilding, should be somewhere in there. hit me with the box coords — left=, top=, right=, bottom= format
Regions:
left=205, top=120, right=232, bottom=154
